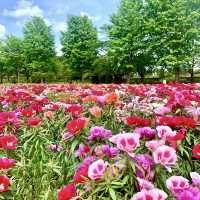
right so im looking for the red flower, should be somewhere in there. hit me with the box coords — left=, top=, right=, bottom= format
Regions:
left=0, top=112, right=19, bottom=127
left=127, top=116, right=151, bottom=127
left=20, top=108, right=34, bottom=117
left=66, top=104, right=83, bottom=117
left=0, top=126, right=4, bottom=132
left=0, top=176, right=10, bottom=192
left=30, top=104, right=43, bottom=113
left=167, top=128, right=186, bottom=142
left=51, top=104, right=60, bottom=111
left=73, top=165, right=89, bottom=184
left=192, top=144, right=200, bottom=159
left=27, top=117, right=41, bottom=127
left=0, top=135, right=18, bottom=150
left=0, top=157, right=15, bottom=170
left=166, top=129, right=186, bottom=149
left=57, top=183, right=76, bottom=200
left=66, top=118, right=89, bottom=134
left=157, top=116, right=196, bottom=128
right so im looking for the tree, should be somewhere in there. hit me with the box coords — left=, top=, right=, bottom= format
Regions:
left=0, top=41, right=5, bottom=83
left=3, top=35, right=24, bottom=83
left=23, top=16, right=55, bottom=82
left=106, top=0, right=200, bottom=82
left=106, top=0, right=155, bottom=82
left=61, top=15, right=98, bottom=80
left=146, top=0, right=200, bottom=81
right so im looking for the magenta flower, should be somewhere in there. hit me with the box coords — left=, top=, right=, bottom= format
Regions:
left=134, top=127, right=156, bottom=139
left=130, top=188, right=167, bottom=200
left=102, top=144, right=119, bottom=158
left=176, top=187, right=200, bottom=200
left=88, top=126, right=112, bottom=141
left=133, top=154, right=154, bottom=180
left=94, top=144, right=119, bottom=158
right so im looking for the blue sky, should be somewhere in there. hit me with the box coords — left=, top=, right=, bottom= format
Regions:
left=0, top=0, right=120, bottom=55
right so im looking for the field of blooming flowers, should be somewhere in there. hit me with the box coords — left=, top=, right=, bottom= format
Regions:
left=0, top=83, right=199, bottom=200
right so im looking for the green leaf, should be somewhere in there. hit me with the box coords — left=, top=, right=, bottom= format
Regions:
left=109, top=188, right=117, bottom=200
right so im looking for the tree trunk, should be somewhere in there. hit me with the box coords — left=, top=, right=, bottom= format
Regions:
left=140, top=74, right=144, bottom=83
left=0, top=73, right=3, bottom=83
left=175, top=67, right=180, bottom=82
left=0, top=67, right=3, bottom=83
left=190, top=58, right=194, bottom=82
left=16, top=71, right=20, bottom=83
left=126, top=73, right=132, bottom=83
left=190, top=66, right=194, bottom=82
left=26, top=75, right=29, bottom=83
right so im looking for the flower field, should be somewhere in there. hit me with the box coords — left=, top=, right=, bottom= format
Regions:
left=0, top=83, right=199, bottom=200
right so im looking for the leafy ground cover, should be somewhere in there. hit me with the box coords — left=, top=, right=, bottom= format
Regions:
left=0, top=83, right=199, bottom=200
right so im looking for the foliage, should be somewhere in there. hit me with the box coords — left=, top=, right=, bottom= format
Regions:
left=0, top=0, right=200, bottom=83
left=23, top=16, right=55, bottom=82
left=61, top=15, right=98, bottom=80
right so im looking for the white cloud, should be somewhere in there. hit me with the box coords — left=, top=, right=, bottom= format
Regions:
left=56, top=43, right=63, bottom=56
left=3, top=0, right=43, bottom=18
left=54, top=21, right=67, bottom=32
left=80, top=12, right=101, bottom=21
left=0, top=24, right=6, bottom=39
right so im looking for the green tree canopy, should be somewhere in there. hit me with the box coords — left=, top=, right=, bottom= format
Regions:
left=23, top=16, right=55, bottom=81
left=61, top=15, right=98, bottom=80
left=107, top=0, right=200, bottom=81
left=3, top=35, right=24, bottom=83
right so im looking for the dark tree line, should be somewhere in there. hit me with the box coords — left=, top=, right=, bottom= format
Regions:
left=1, top=0, right=200, bottom=83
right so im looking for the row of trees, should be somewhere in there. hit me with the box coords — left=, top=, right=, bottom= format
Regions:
left=0, top=0, right=200, bottom=83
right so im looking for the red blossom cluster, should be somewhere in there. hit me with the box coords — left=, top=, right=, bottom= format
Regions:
left=157, top=116, right=196, bottom=128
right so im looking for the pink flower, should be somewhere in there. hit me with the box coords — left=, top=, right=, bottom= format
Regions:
left=110, top=133, right=140, bottom=154
left=136, top=177, right=154, bottom=190
left=145, top=140, right=165, bottom=152
left=130, top=188, right=167, bottom=200
left=153, top=145, right=177, bottom=167
left=156, top=126, right=176, bottom=140
left=154, top=106, right=171, bottom=115
left=166, top=176, right=189, bottom=192
left=88, top=159, right=106, bottom=180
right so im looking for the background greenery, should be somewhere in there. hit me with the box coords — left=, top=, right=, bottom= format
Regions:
left=0, top=0, right=200, bottom=83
